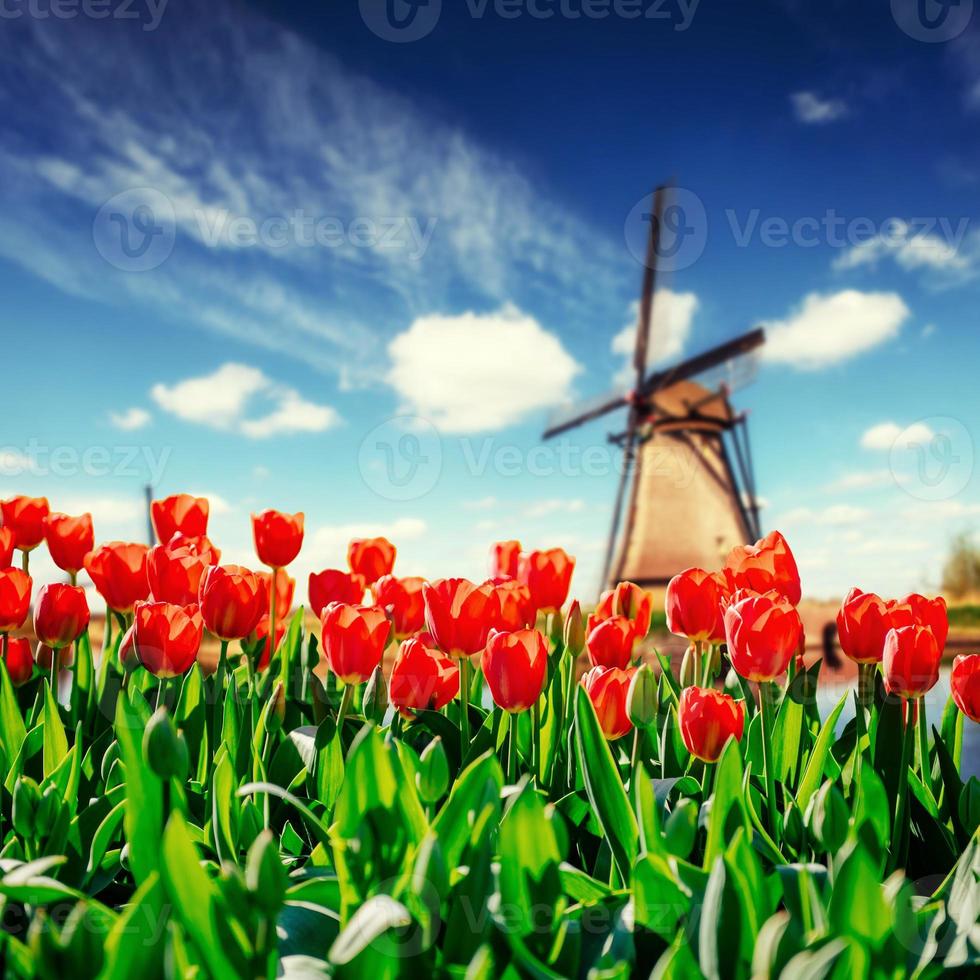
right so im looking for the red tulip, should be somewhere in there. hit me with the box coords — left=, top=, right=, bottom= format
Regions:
left=581, top=666, right=634, bottom=740
left=2, top=636, right=33, bottom=685
left=372, top=575, right=426, bottom=639
left=254, top=613, right=288, bottom=671
left=585, top=615, right=636, bottom=670
left=43, top=512, right=95, bottom=575
left=724, top=589, right=805, bottom=683
left=724, top=530, right=801, bottom=606
left=389, top=635, right=459, bottom=717
left=308, top=569, right=364, bottom=618
left=252, top=509, right=304, bottom=568
left=148, top=539, right=214, bottom=607
left=257, top=569, right=296, bottom=618
left=422, top=578, right=499, bottom=658
left=665, top=568, right=726, bottom=643
left=320, top=603, right=390, bottom=685
left=901, top=593, right=948, bottom=651
left=131, top=601, right=203, bottom=677
left=836, top=588, right=903, bottom=665
left=1, top=496, right=50, bottom=552
left=151, top=494, right=209, bottom=544
left=33, top=584, right=90, bottom=649
left=489, top=540, right=521, bottom=581
left=167, top=532, right=221, bottom=565
left=678, top=686, right=746, bottom=763
left=0, top=567, right=32, bottom=632
left=0, top=526, right=13, bottom=569
left=595, top=581, right=653, bottom=639
left=482, top=628, right=549, bottom=713
left=518, top=548, right=575, bottom=613
left=493, top=580, right=536, bottom=631
left=84, top=542, right=150, bottom=613
left=951, top=654, right=980, bottom=723
left=348, top=537, right=396, bottom=586
left=199, top=565, right=265, bottom=641
left=883, top=625, right=941, bottom=700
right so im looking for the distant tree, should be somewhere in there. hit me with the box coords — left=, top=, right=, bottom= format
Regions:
left=941, top=532, right=980, bottom=598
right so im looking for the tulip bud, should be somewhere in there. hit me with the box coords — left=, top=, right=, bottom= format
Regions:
left=268, top=682, right=286, bottom=730
left=664, top=798, right=698, bottom=859
left=627, top=663, right=659, bottom=729
left=363, top=665, right=388, bottom=724
left=549, top=607, right=565, bottom=647
left=417, top=737, right=449, bottom=804
left=246, top=830, right=287, bottom=913
left=563, top=600, right=585, bottom=657
left=12, top=777, right=40, bottom=838
left=143, top=707, right=189, bottom=782
left=679, top=646, right=698, bottom=688
left=808, top=782, right=849, bottom=854
left=36, top=784, right=63, bottom=837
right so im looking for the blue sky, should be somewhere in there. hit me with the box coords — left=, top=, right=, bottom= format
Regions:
left=0, top=0, right=978, bottom=601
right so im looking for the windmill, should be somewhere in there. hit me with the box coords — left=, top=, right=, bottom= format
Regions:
left=542, top=184, right=766, bottom=593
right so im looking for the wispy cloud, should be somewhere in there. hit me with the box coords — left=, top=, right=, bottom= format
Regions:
left=0, top=4, right=626, bottom=385
left=790, top=91, right=848, bottom=124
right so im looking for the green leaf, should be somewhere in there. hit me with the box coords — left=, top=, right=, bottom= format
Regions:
left=574, top=686, right=638, bottom=883
left=0, top=661, right=27, bottom=773
left=797, top=692, right=847, bottom=812
left=828, top=844, right=891, bottom=947
left=42, top=680, right=68, bottom=778
left=431, top=751, right=503, bottom=869
left=160, top=811, right=244, bottom=978
left=703, top=738, right=747, bottom=871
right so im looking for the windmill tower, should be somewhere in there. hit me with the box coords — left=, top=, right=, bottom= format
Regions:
left=542, top=184, right=765, bottom=593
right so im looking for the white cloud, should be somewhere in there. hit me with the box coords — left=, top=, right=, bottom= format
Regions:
left=611, top=289, right=699, bottom=384
left=860, top=421, right=934, bottom=452
left=308, top=518, right=427, bottom=569
left=109, top=407, right=151, bottom=431
left=0, top=450, right=39, bottom=478
left=761, top=290, right=909, bottom=370
left=151, top=362, right=340, bottom=439
left=833, top=220, right=977, bottom=285
left=386, top=306, right=581, bottom=433
left=790, top=91, right=848, bottom=124
left=775, top=504, right=870, bottom=526
left=522, top=498, right=586, bottom=519
left=824, top=469, right=892, bottom=492
left=463, top=496, right=498, bottom=511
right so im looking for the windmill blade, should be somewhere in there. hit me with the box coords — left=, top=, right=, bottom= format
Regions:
left=600, top=408, right=640, bottom=590
left=633, top=184, right=671, bottom=388
left=542, top=387, right=630, bottom=440
left=640, top=327, right=765, bottom=398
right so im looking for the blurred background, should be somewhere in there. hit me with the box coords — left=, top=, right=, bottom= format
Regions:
left=0, top=0, right=978, bottom=634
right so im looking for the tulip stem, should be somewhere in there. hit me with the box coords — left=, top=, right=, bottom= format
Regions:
left=889, top=700, right=916, bottom=873
left=49, top=654, right=58, bottom=702
left=507, top=715, right=518, bottom=784
left=759, top=681, right=779, bottom=834
left=270, top=568, right=281, bottom=691
left=336, top=683, right=355, bottom=736
left=701, top=759, right=714, bottom=800
left=458, top=657, right=471, bottom=758
left=21, top=550, right=28, bottom=575
left=917, top=697, right=930, bottom=786
left=216, top=640, right=229, bottom=692
left=531, top=699, right=541, bottom=783
left=630, top=728, right=642, bottom=788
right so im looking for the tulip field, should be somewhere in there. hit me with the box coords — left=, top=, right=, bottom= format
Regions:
left=0, top=494, right=978, bottom=978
